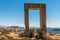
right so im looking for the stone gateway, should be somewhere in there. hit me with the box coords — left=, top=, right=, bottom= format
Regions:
left=24, top=3, right=46, bottom=40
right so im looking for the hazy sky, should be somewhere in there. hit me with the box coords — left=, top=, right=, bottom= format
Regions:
left=0, top=0, right=60, bottom=28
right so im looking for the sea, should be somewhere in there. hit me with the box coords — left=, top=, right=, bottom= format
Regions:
left=33, top=28, right=60, bottom=34
left=47, top=28, right=60, bottom=34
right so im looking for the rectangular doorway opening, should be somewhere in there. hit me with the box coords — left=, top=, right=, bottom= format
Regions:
left=29, top=10, right=40, bottom=30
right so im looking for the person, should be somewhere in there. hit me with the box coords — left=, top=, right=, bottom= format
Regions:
left=29, top=29, right=34, bottom=38
left=29, top=31, right=34, bottom=38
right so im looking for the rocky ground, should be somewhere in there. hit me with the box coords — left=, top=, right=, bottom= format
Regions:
left=0, top=32, right=60, bottom=40
left=46, top=32, right=60, bottom=40
left=0, top=28, right=60, bottom=40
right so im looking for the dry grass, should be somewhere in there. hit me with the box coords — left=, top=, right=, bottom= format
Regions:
left=1, top=28, right=60, bottom=40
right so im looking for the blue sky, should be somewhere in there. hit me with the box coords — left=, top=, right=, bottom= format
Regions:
left=0, top=0, right=60, bottom=28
